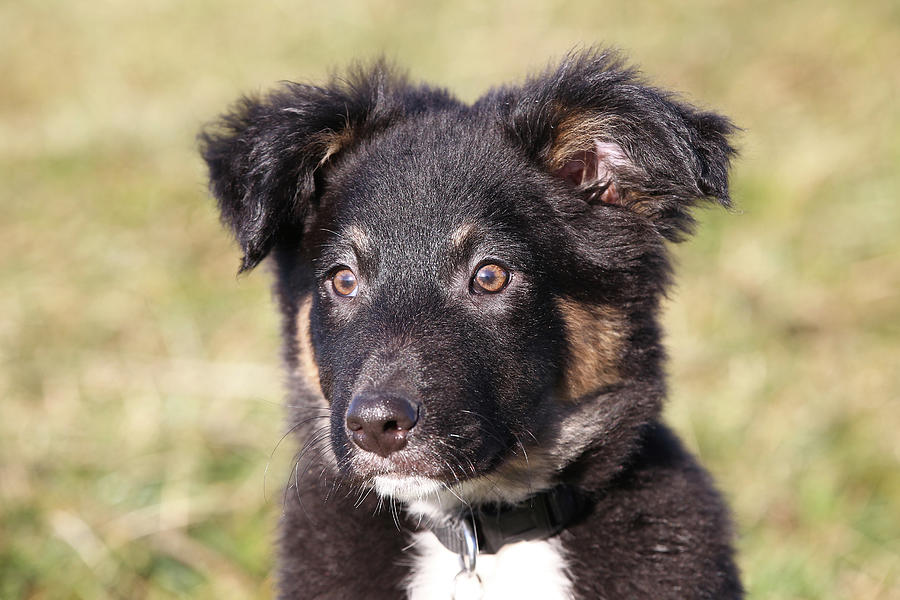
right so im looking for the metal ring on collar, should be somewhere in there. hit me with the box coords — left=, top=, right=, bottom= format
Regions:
left=459, top=517, right=478, bottom=573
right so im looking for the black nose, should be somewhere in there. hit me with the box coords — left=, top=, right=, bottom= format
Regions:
left=345, top=392, right=420, bottom=458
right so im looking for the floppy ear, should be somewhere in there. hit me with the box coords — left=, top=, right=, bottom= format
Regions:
left=200, top=62, right=454, bottom=271
left=499, top=49, right=737, bottom=241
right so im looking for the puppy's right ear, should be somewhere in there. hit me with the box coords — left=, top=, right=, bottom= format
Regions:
left=200, top=63, right=453, bottom=272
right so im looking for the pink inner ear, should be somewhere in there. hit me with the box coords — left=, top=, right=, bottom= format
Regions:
left=553, top=141, right=630, bottom=205
left=555, top=150, right=596, bottom=186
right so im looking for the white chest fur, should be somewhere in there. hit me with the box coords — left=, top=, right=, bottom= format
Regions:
left=406, top=531, right=574, bottom=600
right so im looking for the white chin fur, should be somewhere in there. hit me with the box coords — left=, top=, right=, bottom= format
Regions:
left=373, top=475, right=444, bottom=503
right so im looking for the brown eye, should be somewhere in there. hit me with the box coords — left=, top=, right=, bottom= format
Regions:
left=472, top=263, right=509, bottom=294
left=331, top=268, right=358, bottom=297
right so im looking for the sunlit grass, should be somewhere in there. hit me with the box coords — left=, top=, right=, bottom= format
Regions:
left=2, top=1, right=898, bottom=598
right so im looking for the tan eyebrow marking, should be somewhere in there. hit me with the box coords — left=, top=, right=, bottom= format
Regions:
left=346, top=225, right=372, bottom=255
left=450, top=222, right=477, bottom=249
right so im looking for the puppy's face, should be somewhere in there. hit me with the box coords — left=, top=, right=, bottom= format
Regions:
left=304, top=120, right=568, bottom=499
left=201, top=51, right=735, bottom=503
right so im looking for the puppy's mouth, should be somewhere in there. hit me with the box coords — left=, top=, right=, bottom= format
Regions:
left=347, top=443, right=434, bottom=472
left=340, top=431, right=511, bottom=502
left=344, top=440, right=473, bottom=483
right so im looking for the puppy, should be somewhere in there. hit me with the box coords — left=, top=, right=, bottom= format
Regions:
left=201, top=49, right=742, bottom=599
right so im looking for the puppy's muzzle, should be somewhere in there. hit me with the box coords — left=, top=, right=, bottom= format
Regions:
left=345, top=392, right=420, bottom=458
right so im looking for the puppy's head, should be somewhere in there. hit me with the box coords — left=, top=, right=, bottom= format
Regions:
left=201, top=51, right=735, bottom=506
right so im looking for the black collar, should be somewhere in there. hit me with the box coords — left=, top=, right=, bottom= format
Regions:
left=428, top=484, right=586, bottom=556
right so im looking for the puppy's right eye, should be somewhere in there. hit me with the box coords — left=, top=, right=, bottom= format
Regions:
left=331, top=268, right=358, bottom=297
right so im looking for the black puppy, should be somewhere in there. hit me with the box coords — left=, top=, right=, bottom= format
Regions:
left=202, top=49, right=742, bottom=599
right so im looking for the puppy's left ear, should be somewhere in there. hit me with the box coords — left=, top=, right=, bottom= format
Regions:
left=499, top=49, right=738, bottom=240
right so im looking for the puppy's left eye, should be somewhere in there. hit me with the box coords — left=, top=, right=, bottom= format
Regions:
left=471, top=263, right=510, bottom=294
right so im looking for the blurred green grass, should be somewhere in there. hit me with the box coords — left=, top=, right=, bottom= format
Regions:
left=1, top=0, right=898, bottom=598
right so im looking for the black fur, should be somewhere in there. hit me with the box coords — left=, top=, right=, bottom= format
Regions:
left=202, top=48, right=741, bottom=599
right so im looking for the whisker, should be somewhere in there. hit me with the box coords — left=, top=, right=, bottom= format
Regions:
left=265, top=415, right=329, bottom=501
left=283, top=428, right=331, bottom=513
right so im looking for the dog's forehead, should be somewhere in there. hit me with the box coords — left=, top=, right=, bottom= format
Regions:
left=330, top=116, right=529, bottom=261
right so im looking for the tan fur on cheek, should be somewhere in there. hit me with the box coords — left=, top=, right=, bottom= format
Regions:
left=296, top=296, right=325, bottom=399
left=556, top=298, right=628, bottom=401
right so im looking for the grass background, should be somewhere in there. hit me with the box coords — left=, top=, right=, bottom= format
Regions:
left=2, top=0, right=898, bottom=598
